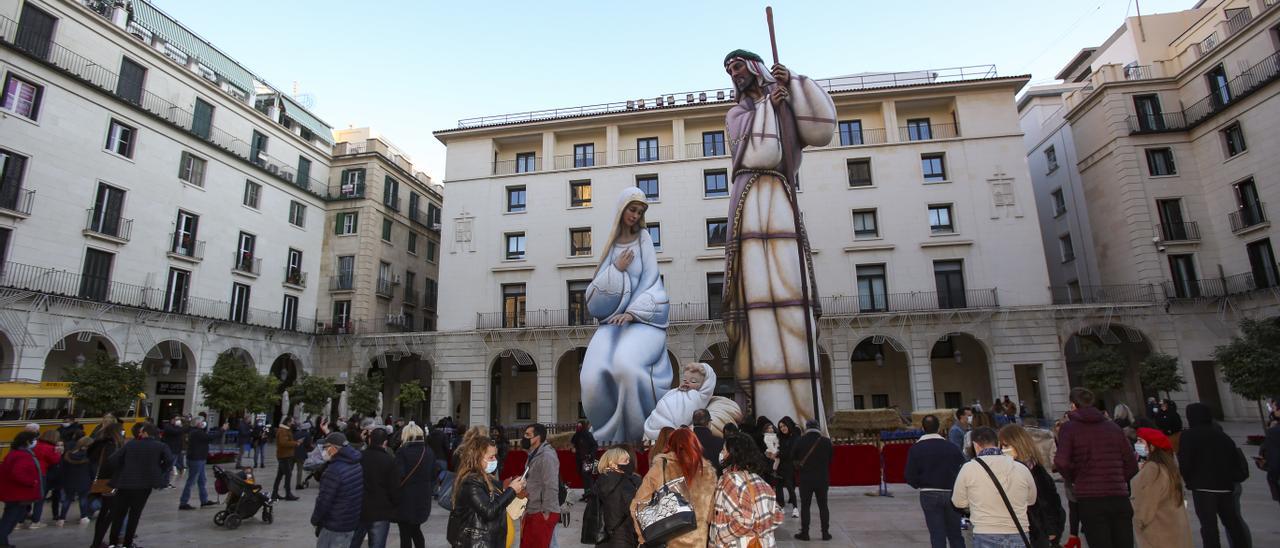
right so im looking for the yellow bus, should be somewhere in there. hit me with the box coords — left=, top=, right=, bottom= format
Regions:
left=0, top=381, right=147, bottom=458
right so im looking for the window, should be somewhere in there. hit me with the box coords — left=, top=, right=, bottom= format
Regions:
left=426, top=240, right=438, bottom=262
left=236, top=232, right=256, bottom=272
left=1059, top=234, right=1075, bottom=262
left=15, top=4, right=57, bottom=61
left=1233, top=178, right=1264, bottom=230
left=340, top=169, right=365, bottom=197
left=1248, top=239, right=1280, bottom=289
left=0, top=149, right=28, bottom=212
left=906, top=118, right=932, bottom=141
left=427, top=203, right=441, bottom=227
left=506, top=185, right=526, bottom=213
left=288, top=201, right=306, bottom=227
left=838, top=120, right=863, bottom=146
left=424, top=278, right=438, bottom=311
left=872, top=394, right=890, bottom=409
left=1133, top=94, right=1164, bottom=131
left=702, top=131, right=726, bottom=157
left=163, top=268, right=190, bottom=314
left=1051, top=189, right=1066, bottom=216
left=1222, top=122, right=1246, bottom=157
left=1168, top=254, right=1200, bottom=298
left=383, top=176, right=400, bottom=210
left=706, top=273, right=725, bottom=319
left=856, top=264, right=888, bottom=312
left=407, top=231, right=418, bottom=254
left=408, top=193, right=420, bottom=221
left=568, top=280, right=590, bottom=326
left=703, top=170, right=728, bottom=197
left=854, top=395, right=866, bottom=410
left=570, top=180, right=592, bottom=207
left=636, top=176, right=659, bottom=201
left=573, top=143, right=595, bottom=167
left=515, top=152, right=536, bottom=173
left=229, top=283, right=251, bottom=323
left=847, top=158, right=872, bottom=187
left=1157, top=199, right=1190, bottom=241
left=116, top=57, right=146, bottom=105
left=89, top=183, right=126, bottom=238
left=1207, top=64, right=1231, bottom=107
left=335, top=256, right=355, bottom=290
left=569, top=227, right=592, bottom=257
left=0, top=228, right=8, bottom=266
left=377, top=262, right=393, bottom=296
left=192, top=98, right=214, bottom=140
left=381, top=218, right=393, bottom=243
left=335, top=212, right=358, bottom=235
left=286, top=248, right=303, bottom=285
left=332, top=301, right=352, bottom=332
left=852, top=209, right=879, bottom=238
left=1, top=73, right=42, bottom=119
left=172, top=210, right=199, bottom=256
left=1146, top=148, right=1176, bottom=176
left=646, top=223, right=662, bottom=249
left=706, top=218, right=728, bottom=247
left=105, top=119, right=136, bottom=158
left=928, top=204, right=954, bottom=234
left=515, top=402, right=532, bottom=421
left=281, top=295, right=299, bottom=331
left=250, top=131, right=268, bottom=165
left=505, top=232, right=526, bottom=260
left=79, top=249, right=113, bottom=301
left=637, top=137, right=659, bottom=162
left=177, top=151, right=206, bottom=187
left=921, top=153, right=946, bottom=182
left=502, top=283, right=526, bottom=327
left=1044, top=146, right=1058, bottom=172
left=933, top=260, right=967, bottom=309
left=243, top=180, right=261, bottom=208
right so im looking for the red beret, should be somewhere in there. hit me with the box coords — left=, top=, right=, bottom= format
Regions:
left=1136, top=427, right=1171, bottom=451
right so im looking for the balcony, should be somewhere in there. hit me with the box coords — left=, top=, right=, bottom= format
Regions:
left=1128, top=112, right=1188, bottom=134
left=618, top=146, right=675, bottom=165
left=83, top=209, right=132, bottom=243
left=0, top=189, right=35, bottom=218
left=684, top=143, right=728, bottom=159
left=476, top=308, right=590, bottom=329
left=1050, top=284, right=1162, bottom=305
left=1162, top=267, right=1280, bottom=300
left=899, top=123, right=959, bottom=142
left=318, top=320, right=361, bottom=335
left=167, top=236, right=205, bottom=263
left=1225, top=8, right=1253, bottom=38
left=231, top=252, right=261, bottom=277
left=552, top=152, right=606, bottom=170
left=1133, top=50, right=1280, bottom=135
left=493, top=157, right=541, bottom=176
left=329, top=273, right=355, bottom=291
left=330, top=181, right=366, bottom=200
left=1159, top=221, right=1201, bottom=242
left=403, top=288, right=419, bottom=307
left=284, top=267, right=306, bottom=288
left=383, top=195, right=401, bottom=212
left=1229, top=203, right=1268, bottom=233
left=826, top=127, right=890, bottom=148
left=375, top=277, right=394, bottom=298
left=1123, top=65, right=1153, bottom=80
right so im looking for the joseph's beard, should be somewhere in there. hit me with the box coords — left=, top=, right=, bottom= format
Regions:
left=733, top=76, right=756, bottom=94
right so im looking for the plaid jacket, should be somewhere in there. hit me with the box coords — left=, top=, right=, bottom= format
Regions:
left=709, top=469, right=784, bottom=547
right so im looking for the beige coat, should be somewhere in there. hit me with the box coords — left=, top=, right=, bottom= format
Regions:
left=1131, top=462, right=1193, bottom=548
left=631, top=452, right=716, bottom=548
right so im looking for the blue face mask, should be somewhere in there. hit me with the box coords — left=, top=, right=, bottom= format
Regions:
left=485, top=460, right=498, bottom=474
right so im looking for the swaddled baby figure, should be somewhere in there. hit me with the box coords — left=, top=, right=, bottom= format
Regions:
left=643, top=363, right=714, bottom=441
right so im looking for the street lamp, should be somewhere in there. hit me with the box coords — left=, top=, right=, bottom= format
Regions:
left=73, top=354, right=86, bottom=367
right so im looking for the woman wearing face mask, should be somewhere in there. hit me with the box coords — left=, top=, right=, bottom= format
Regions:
left=0, top=431, right=43, bottom=547
left=1130, top=427, right=1193, bottom=548
left=447, top=437, right=525, bottom=547
left=710, top=433, right=784, bottom=547
left=997, top=424, right=1064, bottom=547
left=593, top=447, right=640, bottom=548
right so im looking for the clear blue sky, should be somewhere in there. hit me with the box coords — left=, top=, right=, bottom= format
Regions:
left=152, top=0, right=1193, bottom=180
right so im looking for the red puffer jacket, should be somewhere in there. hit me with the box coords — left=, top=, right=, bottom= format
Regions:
left=1053, top=406, right=1138, bottom=498
left=0, top=448, right=43, bottom=502
left=33, top=438, right=61, bottom=475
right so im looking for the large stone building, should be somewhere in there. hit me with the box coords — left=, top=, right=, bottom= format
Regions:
left=1019, top=0, right=1280, bottom=420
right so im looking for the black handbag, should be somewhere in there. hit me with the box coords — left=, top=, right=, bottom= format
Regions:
left=580, top=492, right=608, bottom=544
left=635, top=461, right=697, bottom=545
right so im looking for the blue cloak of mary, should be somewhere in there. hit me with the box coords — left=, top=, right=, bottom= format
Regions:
left=580, top=187, right=673, bottom=444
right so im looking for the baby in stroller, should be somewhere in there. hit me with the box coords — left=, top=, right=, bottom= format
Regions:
left=212, top=465, right=273, bottom=529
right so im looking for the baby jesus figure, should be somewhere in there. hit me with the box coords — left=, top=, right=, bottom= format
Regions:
left=643, top=363, right=742, bottom=441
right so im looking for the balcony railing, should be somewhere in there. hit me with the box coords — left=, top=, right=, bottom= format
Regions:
left=168, top=236, right=205, bottom=261
left=0, top=189, right=35, bottom=216
left=329, top=274, right=355, bottom=291
left=330, top=181, right=366, bottom=199
left=1050, top=284, right=1162, bottom=305
left=231, top=253, right=261, bottom=276
left=0, top=16, right=330, bottom=200
left=899, top=123, right=959, bottom=142
left=403, top=288, right=419, bottom=307
left=493, top=158, right=541, bottom=175
left=1161, top=269, right=1278, bottom=300
left=828, top=127, right=890, bottom=147
left=1123, top=65, right=1153, bottom=80
left=83, top=209, right=132, bottom=241
left=1185, top=50, right=1280, bottom=127
left=375, top=277, right=394, bottom=298
left=1229, top=202, right=1267, bottom=233
left=684, top=143, right=728, bottom=159
left=1128, top=112, right=1187, bottom=133
left=1159, top=221, right=1200, bottom=242
left=1225, top=8, right=1253, bottom=37
left=552, top=152, right=607, bottom=170
left=284, top=267, right=306, bottom=287
left=618, top=145, right=675, bottom=164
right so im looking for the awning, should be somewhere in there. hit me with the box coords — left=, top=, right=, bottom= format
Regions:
left=280, top=94, right=334, bottom=145
left=129, top=1, right=255, bottom=94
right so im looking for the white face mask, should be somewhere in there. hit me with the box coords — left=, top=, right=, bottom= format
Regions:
left=485, top=460, right=498, bottom=474
left=322, top=448, right=335, bottom=462
left=1134, top=442, right=1148, bottom=458
left=719, top=450, right=729, bottom=464
left=27, top=441, right=37, bottom=450
left=1001, top=446, right=1017, bottom=458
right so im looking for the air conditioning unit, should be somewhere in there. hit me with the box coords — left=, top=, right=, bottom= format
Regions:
left=392, top=275, right=402, bottom=285
left=430, top=223, right=442, bottom=231
left=267, top=163, right=280, bottom=175
left=284, top=172, right=295, bottom=183
left=195, top=64, right=218, bottom=83
left=222, top=84, right=248, bottom=102
left=385, top=314, right=405, bottom=326
left=161, top=43, right=188, bottom=65
left=126, top=21, right=152, bottom=43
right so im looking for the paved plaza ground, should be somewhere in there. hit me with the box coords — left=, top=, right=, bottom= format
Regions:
left=10, top=421, right=1278, bottom=547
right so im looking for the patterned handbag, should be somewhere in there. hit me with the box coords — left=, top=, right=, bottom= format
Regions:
left=635, top=461, right=697, bottom=544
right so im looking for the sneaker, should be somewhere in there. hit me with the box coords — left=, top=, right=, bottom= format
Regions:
left=792, top=507, right=799, bottom=518
left=17, top=521, right=28, bottom=529
left=284, top=495, right=299, bottom=501
left=80, top=517, right=91, bottom=525
left=200, top=501, right=217, bottom=507
left=179, top=504, right=195, bottom=510
left=27, top=522, right=45, bottom=529
left=54, top=519, right=64, bottom=527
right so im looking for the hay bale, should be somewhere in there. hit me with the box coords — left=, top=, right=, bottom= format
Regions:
left=547, top=431, right=574, bottom=450
left=827, top=409, right=904, bottom=437
left=912, top=409, right=957, bottom=433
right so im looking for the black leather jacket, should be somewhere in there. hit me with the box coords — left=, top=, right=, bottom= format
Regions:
left=447, top=474, right=516, bottom=548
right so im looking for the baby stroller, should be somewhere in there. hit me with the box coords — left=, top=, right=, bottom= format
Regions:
left=211, top=465, right=274, bottom=529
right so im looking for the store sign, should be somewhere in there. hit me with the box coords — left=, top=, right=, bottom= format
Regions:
left=156, top=382, right=186, bottom=396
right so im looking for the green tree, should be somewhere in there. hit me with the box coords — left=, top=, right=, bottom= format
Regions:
left=199, top=353, right=280, bottom=417
left=1213, top=317, right=1280, bottom=426
left=347, top=371, right=382, bottom=417
left=1082, top=347, right=1129, bottom=397
left=291, top=373, right=338, bottom=416
left=397, top=380, right=426, bottom=418
left=65, top=352, right=146, bottom=417
left=1139, top=352, right=1186, bottom=399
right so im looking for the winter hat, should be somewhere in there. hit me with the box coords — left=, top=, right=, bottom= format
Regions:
left=1135, top=427, right=1171, bottom=451
left=322, top=432, right=348, bottom=447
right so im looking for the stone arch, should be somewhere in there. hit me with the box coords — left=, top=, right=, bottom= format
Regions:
left=555, top=347, right=587, bottom=424
left=929, top=332, right=993, bottom=410
left=848, top=335, right=912, bottom=412
left=218, top=347, right=255, bottom=369
left=0, top=329, right=16, bottom=380
left=384, top=353, right=433, bottom=423
left=43, top=331, right=119, bottom=381
left=140, top=340, right=197, bottom=424
left=270, top=353, right=302, bottom=425
left=1063, top=324, right=1153, bottom=412
left=489, top=348, right=538, bottom=427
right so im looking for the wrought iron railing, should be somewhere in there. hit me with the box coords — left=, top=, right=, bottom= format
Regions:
left=232, top=252, right=261, bottom=276
left=375, top=278, right=394, bottom=298
left=684, top=143, right=728, bottom=159
left=1128, top=112, right=1187, bottom=133
left=83, top=209, right=132, bottom=241
left=0, top=189, right=35, bottom=216
left=1128, top=52, right=1280, bottom=135
left=1226, top=8, right=1253, bottom=37
left=493, top=157, right=541, bottom=175
left=899, top=123, right=960, bottom=142
left=329, top=274, right=355, bottom=291
left=284, top=267, right=306, bottom=287
left=1123, top=65, right=1153, bottom=80
left=1229, top=202, right=1267, bottom=232
left=552, top=152, right=606, bottom=170
left=169, top=236, right=204, bottom=260
left=829, top=127, right=890, bottom=147
left=618, top=145, right=675, bottom=164
left=1050, top=284, right=1162, bottom=305
left=330, top=181, right=366, bottom=199
left=1159, top=221, right=1200, bottom=242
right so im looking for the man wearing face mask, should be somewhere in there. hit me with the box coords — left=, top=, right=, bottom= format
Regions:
left=520, top=423, right=561, bottom=548
left=310, top=432, right=363, bottom=548
left=949, top=407, right=972, bottom=450
left=1054, top=388, right=1138, bottom=548
left=951, top=427, right=1036, bottom=547
left=58, top=418, right=83, bottom=447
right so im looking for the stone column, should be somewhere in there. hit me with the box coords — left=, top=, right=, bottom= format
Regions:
left=672, top=119, right=686, bottom=159
left=881, top=100, right=899, bottom=143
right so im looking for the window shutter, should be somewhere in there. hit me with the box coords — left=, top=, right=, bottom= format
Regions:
left=334, top=213, right=343, bottom=235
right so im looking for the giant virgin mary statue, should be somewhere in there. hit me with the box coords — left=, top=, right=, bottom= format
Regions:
left=580, top=187, right=673, bottom=444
